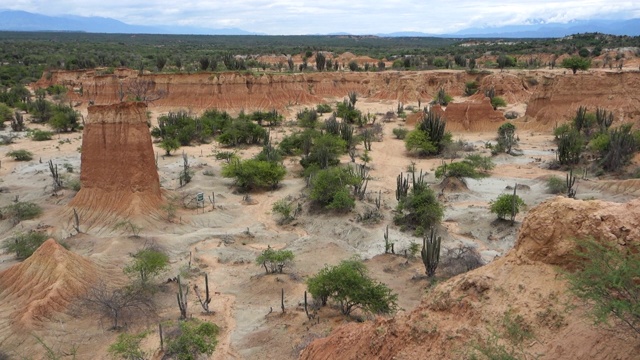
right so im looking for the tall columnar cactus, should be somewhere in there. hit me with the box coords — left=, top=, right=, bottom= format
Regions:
left=595, top=107, right=614, bottom=132
left=396, top=172, right=409, bottom=201
left=411, top=169, right=425, bottom=190
left=324, top=116, right=340, bottom=135
left=421, top=228, right=441, bottom=277
left=195, top=273, right=213, bottom=313
left=348, top=91, right=358, bottom=107
left=339, top=122, right=354, bottom=147
left=511, top=184, right=518, bottom=224
left=177, top=275, right=188, bottom=319
left=566, top=169, right=577, bottom=198
left=573, top=106, right=588, bottom=133
left=418, top=110, right=446, bottom=149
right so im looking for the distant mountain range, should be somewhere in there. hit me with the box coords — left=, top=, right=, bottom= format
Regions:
left=0, top=10, right=255, bottom=35
left=0, top=10, right=639, bottom=38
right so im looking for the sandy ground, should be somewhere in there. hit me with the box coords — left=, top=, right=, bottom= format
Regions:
left=0, top=96, right=637, bottom=359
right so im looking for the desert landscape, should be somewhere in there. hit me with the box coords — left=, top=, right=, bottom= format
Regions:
left=0, top=39, right=639, bottom=360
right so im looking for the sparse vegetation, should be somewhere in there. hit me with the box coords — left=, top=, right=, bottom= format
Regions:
left=566, top=237, right=640, bottom=335
left=546, top=175, right=568, bottom=194
left=222, top=158, right=286, bottom=191
left=256, top=246, right=295, bottom=274
left=1, top=201, right=43, bottom=223
left=307, top=257, right=398, bottom=316
left=489, top=193, right=525, bottom=221
left=123, top=247, right=170, bottom=285
left=3, top=231, right=49, bottom=260
left=108, top=331, right=149, bottom=360
left=6, top=149, right=33, bottom=161
left=165, top=319, right=219, bottom=360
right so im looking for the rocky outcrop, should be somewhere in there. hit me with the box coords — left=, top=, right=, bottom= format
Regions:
left=299, top=197, right=640, bottom=360
left=35, top=69, right=477, bottom=111
left=525, top=72, right=640, bottom=126
left=36, top=69, right=640, bottom=127
left=69, top=102, right=162, bottom=221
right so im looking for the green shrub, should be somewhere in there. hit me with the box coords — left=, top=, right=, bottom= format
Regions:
left=566, top=238, right=640, bottom=335
left=297, top=108, right=319, bottom=128
left=159, top=138, right=181, bottom=156
left=108, top=331, right=149, bottom=360
left=546, top=175, right=568, bottom=194
left=307, top=257, right=398, bottom=316
left=489, top=194, right=525, bottom=221
left=123, top=247, right=170, bottom=284
left=272, top=199, right=294, bottom=224
left=166, top=319, right=219, bottom=360
left=394, top=183, right=443, bottom=232
left=222, top=159, right=286, bottom=191
left=66, top=177, right=81, bottom=191
left=3, top=231, right=49, bottom=260
left=464, top=154, right=495, bottom=173
left=300, top=133, right=346, bottom=169
left=490, top=96, right=507, bottom=110
left=392, top=127, right=409, bottom=139
left=1, top=201, right=42, bottom=223
left=256, top=246, right=294, bottom=274
left=309, top=167, right=359, bottom=211
left=6, top=149, right=33, bottom=161
left=496, top=122, right=518, bottom=154
left=316, top=103, right=332, bottom=114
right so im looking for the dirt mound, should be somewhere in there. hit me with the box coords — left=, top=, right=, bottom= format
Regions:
left=588, top=179, right=640, bottom=197
left=443, top=98, right=506, bottom=131
left=300, top=197, right=640, bottom=360
left=69, top=102, right=162, bottom=223
left=0, top=239, right=98, bottom=329
left=405, top=99, right=504, bottom=132
left=514, top=196, right=640, bottom=267
left=436, top=176, right=470, bottom=193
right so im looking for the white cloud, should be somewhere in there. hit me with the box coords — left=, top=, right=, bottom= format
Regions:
left=5, top=0, right=639, bottom=34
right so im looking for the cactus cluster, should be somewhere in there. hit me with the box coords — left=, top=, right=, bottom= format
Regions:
left=421, top=228, right=441, bottom=277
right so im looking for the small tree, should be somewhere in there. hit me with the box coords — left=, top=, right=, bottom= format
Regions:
left=496, top=122, right=518, bottom=154
left=566, top=238, right=640, bottom=335
left=256, top=246, right=295, bottom=274
left=123, top=247, right=170, bottom=285
left=222, top=159, right=286, bottom=191
left=309, top=166, right=359, bottom=211
left=562, top=56, right=591, bottom=74
left=306, top=258, right=398, bottom=316
left=82, top=282, right=155, bottom=330
left=165, top=319, right=219, bottom=360
left=159, top=138, right=180, bottom=156
left=489, top=193, right=525, bottom=221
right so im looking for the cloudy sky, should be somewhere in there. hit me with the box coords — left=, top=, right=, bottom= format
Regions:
left=4, top=0, right=640, bottom=34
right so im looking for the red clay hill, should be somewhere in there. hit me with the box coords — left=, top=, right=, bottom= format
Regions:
left=36, top=69, right=640, bottom=128
left=0, top=239, right=97, bottom=347
left=299, top=197, right=640, bottom=360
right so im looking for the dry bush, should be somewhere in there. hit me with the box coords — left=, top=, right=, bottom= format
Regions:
left=440, top=245, right=484, bottom=277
